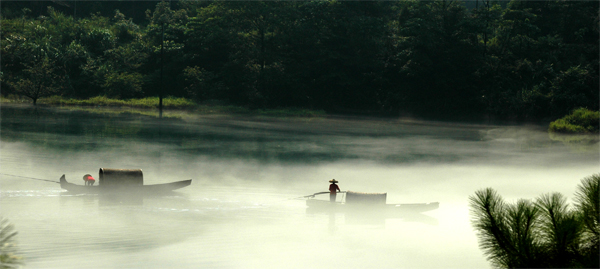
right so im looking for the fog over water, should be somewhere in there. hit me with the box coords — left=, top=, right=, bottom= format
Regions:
left=1, top=105, right=598, bottom=268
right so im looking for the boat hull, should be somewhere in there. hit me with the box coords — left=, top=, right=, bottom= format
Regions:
left=59, top=175, right=191, bottom=194
left=306, top=199, right=439, bottom=213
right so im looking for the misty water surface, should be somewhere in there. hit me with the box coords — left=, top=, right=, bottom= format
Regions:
left=1, top=104, right=598, bottom=268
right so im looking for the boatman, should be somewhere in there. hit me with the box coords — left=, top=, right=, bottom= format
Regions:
left=83, top=174, right=96, bottom=186
left=329, top=179, right=340, bottom=202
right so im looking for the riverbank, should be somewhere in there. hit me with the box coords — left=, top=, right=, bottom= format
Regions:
left=3, top=95, right=597, bottom=131
left=0, top=95, right=326, bottom=118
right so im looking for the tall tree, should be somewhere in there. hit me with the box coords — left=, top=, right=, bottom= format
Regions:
left=8, top=56, right=62, bottom=105
left=144, top=1, right=187, bottom=101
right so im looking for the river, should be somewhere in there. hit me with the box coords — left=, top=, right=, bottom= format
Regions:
left=1, top=104, right=597, bottom=268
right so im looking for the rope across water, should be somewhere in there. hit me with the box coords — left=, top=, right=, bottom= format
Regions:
left=0, top=173, right=59, bottom=184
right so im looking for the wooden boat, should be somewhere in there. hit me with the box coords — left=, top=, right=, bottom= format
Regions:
left=59, top=173, right=191, bottom=194
left=306, top=199, right=439, bottom=213
left=304, top=191, right=439, bottom=214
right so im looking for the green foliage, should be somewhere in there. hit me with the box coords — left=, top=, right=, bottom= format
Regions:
left=469, top=188, right=515, bottom=267
left=478, top=1, right=599, bottom=119
left=111, top=10, right=141, bottom=45
left=390, top=0, right=483, bottom=115
left=81, top=28, right=116, bottom=56
left=0, top=217, right=22, bottom=268
left=549, top=108, right=599, bottom=134
left=182, top=66, right=219, bottom=102
left=2, top=95, right=324, bottom=117
left=547, top=66, right=599, bottom=117
left=0, top=1, right=597, bottom=119
left=127, top=97, right=195, bottom=108
left=6, top=56, right=63, bottom=105
left=535, top=193, right=581, bottom=267
left=470, top=174, right=600, bottom=268
left=549, top=120, right=588, bottom=134
left=103, top=72, right=144, bottom=99
left=574, top=174, right=600, bottom=249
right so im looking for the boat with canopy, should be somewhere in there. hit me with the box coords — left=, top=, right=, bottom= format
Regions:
left=59, top=168, right=191, bottom=194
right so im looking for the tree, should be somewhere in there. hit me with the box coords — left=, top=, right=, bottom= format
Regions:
left=184, top=1, right=294, bottom=106
left=144, top=1, right=187, bottom=113
left=574, top=174, right=600, bottom=266
left=478, top=0, right=599, bottom=119
left=388, top=0, right=483, bottom=115
left=470, top=174, right=600, bottom=268
left=0, top=0, right=597, bottom=120
left=0, top=217, right=22, bottom=268
left=103, top=71, right=144, bottom=99
left=182, top=66, right=219, bottom=102
left=8, top=56, right=62, bottom=105
left=293, top=1, right=392, bottom=111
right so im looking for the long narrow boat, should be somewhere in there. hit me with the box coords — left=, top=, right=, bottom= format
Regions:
left=59, top=175, right=191, bottom=194
left=305, top=191, right=439, bottom=214
left=306, top=199, right=439, bottom=213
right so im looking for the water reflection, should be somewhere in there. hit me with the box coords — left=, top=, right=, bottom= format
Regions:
left=2, top=104, right=559, bottom=165
left=307, top=205, right=438, bottom=228
left=59, top=191, right=189, bottom=207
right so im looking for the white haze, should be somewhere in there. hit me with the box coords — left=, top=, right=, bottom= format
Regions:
left=1, top=111, right=598, bottom=269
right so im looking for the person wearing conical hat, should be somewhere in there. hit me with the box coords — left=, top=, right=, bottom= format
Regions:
left=83, top=174, right=96, bottom=186
left=329, top=179, right=340, bottom=203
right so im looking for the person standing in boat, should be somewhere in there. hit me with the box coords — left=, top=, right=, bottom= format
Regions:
left=83, top=174, right=96, bottom=186
left=329, top=179, right=340, bottom=202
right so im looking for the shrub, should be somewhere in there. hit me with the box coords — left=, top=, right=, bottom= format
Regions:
left=549, top=108, right=599, bottom=134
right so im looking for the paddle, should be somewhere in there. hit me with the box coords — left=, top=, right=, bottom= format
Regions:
left=292, top=191, right=347, bottom=200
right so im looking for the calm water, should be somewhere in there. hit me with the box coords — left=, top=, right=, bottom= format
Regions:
left=1, top=105, right=598, bottom=268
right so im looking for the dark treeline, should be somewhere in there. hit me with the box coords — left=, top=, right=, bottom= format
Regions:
left=1, top=1, right=598, bottom=119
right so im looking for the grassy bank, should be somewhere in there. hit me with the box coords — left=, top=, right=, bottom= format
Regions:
left=41, top=96, right=196, bottom=109
left=0, top=95, right=326, bottom=118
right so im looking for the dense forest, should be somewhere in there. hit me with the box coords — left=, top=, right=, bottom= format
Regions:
left=1, top=0, right=598, bottom=119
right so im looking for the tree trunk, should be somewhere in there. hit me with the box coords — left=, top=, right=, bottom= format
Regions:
left=159, top=22, right=164, bottom=118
